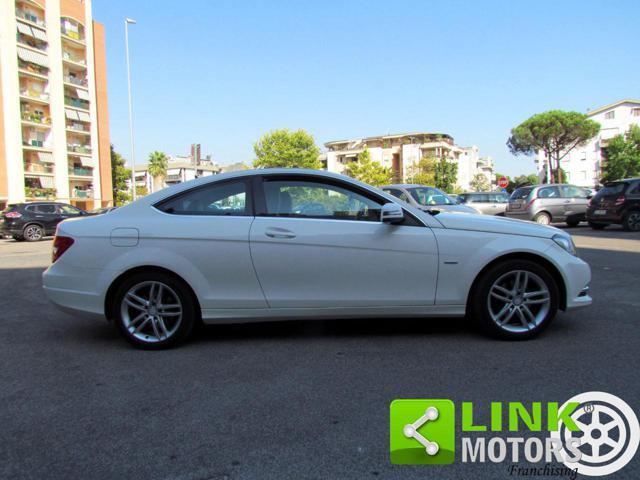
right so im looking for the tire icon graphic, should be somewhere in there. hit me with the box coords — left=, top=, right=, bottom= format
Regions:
left=550, top=392, right=639, bottom=476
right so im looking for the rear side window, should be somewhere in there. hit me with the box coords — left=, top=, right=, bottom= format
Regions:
left=384, top=188, right=411, bottom=203
left=510, top=187, right=533, bottom=200
left=36, top=204, right=57, bottom=214
left=156, top=181, right=249, bottom=216
left=628, top=183, right=640, bottom=195
left=536, top=186, right=561, bottom=198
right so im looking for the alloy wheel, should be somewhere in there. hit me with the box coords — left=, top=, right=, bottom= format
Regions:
left=120, top=281, right=183, bottom=343
left=627, top=212, right=640, bottom=231
left=535, top=214, right=550, bottom=225
left=24, top=225, right=43, bottom=241
left=487, top=270, right=551, bottom=333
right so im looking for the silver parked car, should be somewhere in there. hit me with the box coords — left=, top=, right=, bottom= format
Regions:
left=505, top=184, right=591, bottom=226
left=381, top=184, right=477, bottom=214
left=457, top=192, right=509, bottom=215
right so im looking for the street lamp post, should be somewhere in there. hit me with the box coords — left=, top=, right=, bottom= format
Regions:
left=124, top=18, right=137, bottom=200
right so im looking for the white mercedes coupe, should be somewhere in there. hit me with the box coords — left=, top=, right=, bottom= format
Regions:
left=43, top=169, right=592, bottom=349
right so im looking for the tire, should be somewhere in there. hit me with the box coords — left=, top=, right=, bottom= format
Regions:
left=588, top=222, right=607, bottom=230
left=23, top=224, right=44, bottom=242
left=566, top=220, right=580, bottom=228
left=623, top=211, right=640, bottom=232
left=113, top=272, right=197, bottom=349
left=469, top=259, right=559, bottom=340
left=533, top=212, right=551, bottom=225
left=12, top=235, right=25, bottom=242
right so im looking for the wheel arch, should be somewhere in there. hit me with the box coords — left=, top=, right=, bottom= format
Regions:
left=533, top=210, right=552, bottom=222
left=104, top=265, right=202, bottom=321
left=22, top=221, right=45, bottom=231
left=467, top=252, right=567, bottom=312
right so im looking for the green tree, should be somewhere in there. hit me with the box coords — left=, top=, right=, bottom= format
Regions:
left=253, top=129, right=321, bottom=169
left=507, top=110, right=600, bottom=183
left=110, top=144, right=131, bottom=205
left=470, top=173, right=490, bottom=192
left=345, top=147, right=393, bottom=186
left=512, top=173, right=539, bottom=189
left=434, top=157, right=458, bottom=193
left=601, top=125, right=640, bottom=182
left=147, top=151, right=169, bottom=192
left=407, top=156, right=437, bottom=185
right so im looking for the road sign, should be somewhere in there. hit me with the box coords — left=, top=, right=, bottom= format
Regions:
left=498, top=177, right=509, bottom=189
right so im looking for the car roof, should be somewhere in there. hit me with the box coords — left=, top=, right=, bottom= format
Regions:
left=382, top=184, right=437, bottom=189
left=461, top=191, right=507, bottom=195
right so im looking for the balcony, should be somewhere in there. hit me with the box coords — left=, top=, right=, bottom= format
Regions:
left=17, top=34, right=47, bottom=52
left=62, top=51, right=87, bottom=67
left=71, top=188, right=93, bottom=199
left=61, top=18, right=85, bottom=43
left=64, top=96, right=90, bottom=111
left=63, top=74, right=88, bottom=88
left=67, top=121, right=90, bottom=134
left=17, top=59, right=48, bottom=77
left=21, top=111, right=51, bottom=125
left=20, top=88, right=49, bottom=104
left=69, top=166, right=93, bottom=177
left=67, top=143, right=92, bottom=155
left=25, top=162, right=54, bottom=174
left=16, top=8, right=45, bottom=28
left=25, top=186, right=56, bottom=199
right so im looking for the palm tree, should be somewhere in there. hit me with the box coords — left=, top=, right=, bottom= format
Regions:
left=147, top=151, right=168, bottom=192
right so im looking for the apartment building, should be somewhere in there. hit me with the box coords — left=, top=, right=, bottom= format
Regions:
left=323, top=132, right=493, bottom=190
left=0, top=0, right=111, bottom=211
left=535, top=99, right=640, bottom=188
left=133, top=154, right=221, bottom=194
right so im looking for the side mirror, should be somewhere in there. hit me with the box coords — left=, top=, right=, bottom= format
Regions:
left=586, top=194, right=593, bottom=200
left=381, top=203, right=404, bottom=224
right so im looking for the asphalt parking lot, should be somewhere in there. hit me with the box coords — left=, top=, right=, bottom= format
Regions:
left=1, top=225, right=639, bottom=480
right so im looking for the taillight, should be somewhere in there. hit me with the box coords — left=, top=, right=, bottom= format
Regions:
left=526, top=197, right=536, bottom=209
left=614, top=195, right=625, bottom=206
left=52, top=236, right=74, bottom=263
left=5, top=211, right=22, bottom=218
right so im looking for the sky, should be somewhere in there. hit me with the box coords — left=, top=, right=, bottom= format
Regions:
left=94, top=0, right=640, bottom=177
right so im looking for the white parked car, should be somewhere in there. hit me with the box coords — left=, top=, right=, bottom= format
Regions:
left=43, top=169, right=592, bottom=349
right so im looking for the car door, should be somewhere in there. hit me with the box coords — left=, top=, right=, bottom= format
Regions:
left=152, top=178, right=268, bottom=310
left=34, top=204, right=60, bottom=233
left=560, top=185, right=589, bottom=221
left=536, top=186, right=564, bottom=220
left=249, top=175, right=439, bottom=308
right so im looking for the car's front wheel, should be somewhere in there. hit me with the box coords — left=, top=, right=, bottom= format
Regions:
left=113, top=272, right=197, bottom=349
left=469, top=259, right=559, bottom=340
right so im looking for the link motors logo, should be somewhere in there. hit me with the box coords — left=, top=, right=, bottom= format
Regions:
left=551, top=391, right=640, bottom=476
left=390, top=392, right=639, bottom=476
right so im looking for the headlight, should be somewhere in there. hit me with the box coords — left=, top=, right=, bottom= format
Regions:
left=552, top=234, right=577, bottom=256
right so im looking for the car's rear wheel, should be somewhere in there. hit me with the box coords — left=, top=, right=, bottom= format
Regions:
left=588, top=221, right=607, bottom=230
left=469, top=259, right=559, bottom=340
left=113, top=272, right=197, bottom=349
left=533, top=212, right=551, bottom=225
left=623, top=211, right=640, bottom=232
left=23, top=224, right=44, bottom=242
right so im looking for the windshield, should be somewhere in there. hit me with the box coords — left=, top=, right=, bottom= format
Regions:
left=408, top=187, right=455, bottom=206
left=510, top=187, right=533, bottom=200
left=597, top=182, right=627, bottom=197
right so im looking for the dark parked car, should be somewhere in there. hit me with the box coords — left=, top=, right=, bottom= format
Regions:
left=1, top=202, right=86, bottom=241
left=505, top=184, right=591, bottom=226
left=587, top=178, right=640, bottom=231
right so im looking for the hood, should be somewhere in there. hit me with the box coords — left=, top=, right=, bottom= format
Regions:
left=418, top=204, right=478, bottom=214
left=432, top=211, right=561, bottom=238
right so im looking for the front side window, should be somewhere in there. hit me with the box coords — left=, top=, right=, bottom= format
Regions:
left=263, top=179, right=382, bottom=221
left=157, top=181, right=248, bottom=216
left=407, top=187, right=454, bottom=206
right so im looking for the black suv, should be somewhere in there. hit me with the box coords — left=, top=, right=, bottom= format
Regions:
left=587, top=178, right=640, bottom=231
left=1, top=202, right=86, bottom=241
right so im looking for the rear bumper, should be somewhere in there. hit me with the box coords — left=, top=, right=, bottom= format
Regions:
left=586, top=207, right=624, bottom=224
left=42, top=263, right=108, bottom=320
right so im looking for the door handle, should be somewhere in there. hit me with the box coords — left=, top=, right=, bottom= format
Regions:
left=265, top=227, right=296, bottom=239
left=564, top=200, right=571, bottom=204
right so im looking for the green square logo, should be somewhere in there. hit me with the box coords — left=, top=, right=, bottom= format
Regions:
left=390, top=399, right=455, bottom=465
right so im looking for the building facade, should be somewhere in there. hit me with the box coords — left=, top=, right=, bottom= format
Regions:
left=0, top=0, right=111, bottom=211
left=323, top=132, right=493, bottom=190
left=133, top=154, right=221, bottom=194
left=535, top=99, right=640, bottom=188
